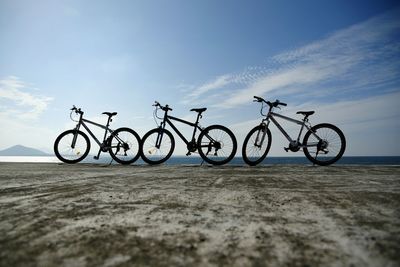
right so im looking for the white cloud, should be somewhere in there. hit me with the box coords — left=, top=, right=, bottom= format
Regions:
left=0, top=76, right=53, bottom=119
left=218, top=63, right=336, bottom=108
left=185, top=8, right=400, bottom=109
left=0, top=76, right=55, bottom=151
left=182, top=74, right=234, bottom=104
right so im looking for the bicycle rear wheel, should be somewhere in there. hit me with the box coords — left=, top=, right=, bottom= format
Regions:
left=54, top=130, right=90, bottom=163
left=242, top=125, right=272, bottom=166
left=109, top=127, right=141, bottom=165
left=141, top=128, right=175, bottom=164
left=303, top=123, right=346, bottom=166
left=197, top=125, right=237, bottom=165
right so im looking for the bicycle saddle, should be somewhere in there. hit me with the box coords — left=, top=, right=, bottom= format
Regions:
left=296, top=111, right=314, bottom=116
left=102, top=112, right=118, bottom=117
left=190, top=108, right=207, bottom=113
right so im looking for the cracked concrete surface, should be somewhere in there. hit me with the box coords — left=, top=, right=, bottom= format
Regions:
left=0, top=163, right=399, bottom=266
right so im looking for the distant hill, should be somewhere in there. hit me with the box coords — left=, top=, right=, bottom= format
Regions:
left=0, top=145, right=50, bottom=156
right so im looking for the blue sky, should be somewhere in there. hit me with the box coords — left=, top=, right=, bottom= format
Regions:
left=0, top=0, right=399, bottom=156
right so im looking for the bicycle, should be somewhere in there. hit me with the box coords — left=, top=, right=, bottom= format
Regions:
left=141, top=101, right=237, bottom=165
left=54, top=106, right=141, bottom=164
left=242, top=96, right=346, bottom=166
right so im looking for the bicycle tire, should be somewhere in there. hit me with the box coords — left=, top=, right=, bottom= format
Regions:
left=54, top=130, right=90, bottom=164
left=109, top=127, right=141, bottom=165
left=141, top=128, right=175, bottom=165
left=197, top=125, right=237, bottom=165
left=303, top=123, right=346, bottom=166
left=242, top=125, right=272, bottom=166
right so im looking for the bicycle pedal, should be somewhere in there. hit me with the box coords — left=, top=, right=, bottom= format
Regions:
left=93, top=156, right=99, bottom=160
left=186, top=152, right=191, bottom=156
left=284, top=147, right=289, bottom=152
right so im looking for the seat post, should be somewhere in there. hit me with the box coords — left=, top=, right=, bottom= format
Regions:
left=195, top=113, right=202, bottom=125
left=106, top=117, right=111, bottom=128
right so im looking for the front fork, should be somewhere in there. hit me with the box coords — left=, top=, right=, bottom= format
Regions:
left=155, top=122, right=166, bottom=149
left=71, top=123, right=82, bottom=149
left=254, top=120, right=270, bottom=147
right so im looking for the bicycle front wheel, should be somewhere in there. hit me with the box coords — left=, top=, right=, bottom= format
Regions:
left=54, top=130, right=90, bottom=163
left=242, top=125, right=272, bottom=166
left=109, top=127, right=141, bottom=165
left=197, top=125, right=237, bottom=165
left=303, top=123, right=346, bottom=166
left=141, top=128, right=175, bottom=165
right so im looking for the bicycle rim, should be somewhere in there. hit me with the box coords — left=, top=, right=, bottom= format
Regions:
left=109, top=128, right=141, bottom=164
left=303, top=124, right=346, bottom=165
left=198, top=125, right=237, bottom=165
left=55, top=131, right=90, bottom=163
left=242, top=126, right=271, bottom=166
left=141, top=129, right=174, bottom=164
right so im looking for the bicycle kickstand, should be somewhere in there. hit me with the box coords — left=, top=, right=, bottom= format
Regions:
left=94, top=149, right=101, bottom=160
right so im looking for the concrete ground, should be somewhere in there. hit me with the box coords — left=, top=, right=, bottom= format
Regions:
left=0, top=163, right=399, bottom=267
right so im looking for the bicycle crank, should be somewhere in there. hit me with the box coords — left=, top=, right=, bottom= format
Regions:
left=284, top=140, right=301, bottom=152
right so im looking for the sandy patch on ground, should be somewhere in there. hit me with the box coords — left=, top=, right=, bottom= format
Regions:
left=0, top=163, right=399, bottom=266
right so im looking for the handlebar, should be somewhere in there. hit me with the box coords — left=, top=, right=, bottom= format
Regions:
left=70, top=105, right=83, bottom=115
left=153, top=101, right=172, bottom=112
left=253, top=96, right=287, bottom=107
left=253, top=96, right=264, bottom=103
left=268, top=100, right=287, bottom=107
left=253, top=96, right=287, bottom=116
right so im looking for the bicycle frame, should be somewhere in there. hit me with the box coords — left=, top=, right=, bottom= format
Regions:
left=71, top=113, right=117, bottom=148
left=155, top=110, right=203, bottom=148
left=260, top=112, right=320, bottom=147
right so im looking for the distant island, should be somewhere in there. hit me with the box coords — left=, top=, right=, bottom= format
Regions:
left=0, top=145, right=50, bottom=156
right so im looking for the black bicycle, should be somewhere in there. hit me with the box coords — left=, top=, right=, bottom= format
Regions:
left=54, top=106, right=141, bottom=164
left=141, top=101, right=237, bottom=165
left=242, top=96, right=346, bottom=166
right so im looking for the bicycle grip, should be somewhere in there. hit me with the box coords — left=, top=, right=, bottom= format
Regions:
left=275, top=100, right=287, bottom=106
left=253, top=96, right=263, bottom=102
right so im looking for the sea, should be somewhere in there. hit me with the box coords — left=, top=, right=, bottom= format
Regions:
left=0, top=156, right=399, bottom=165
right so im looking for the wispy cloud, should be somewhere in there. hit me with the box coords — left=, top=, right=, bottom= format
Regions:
left=0, top=76, right=53, bottom=119
left=182, top=74, right=234, bottom=104
left=184, top=8, right=400, bottom=108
